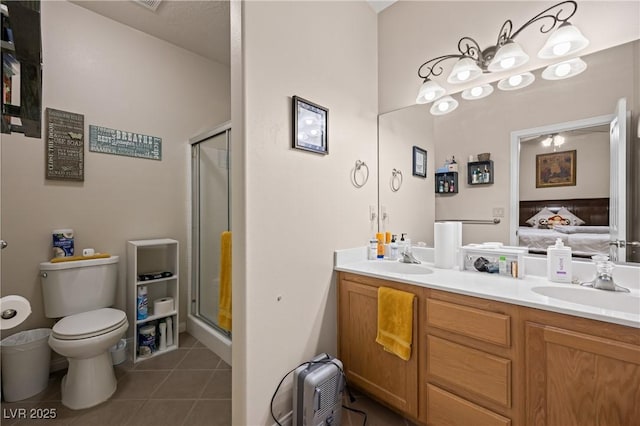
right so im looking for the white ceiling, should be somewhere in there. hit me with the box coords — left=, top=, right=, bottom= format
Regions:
left=70, top=0, right=230, bottom=65
left=70, top=0, right=397, bottom=66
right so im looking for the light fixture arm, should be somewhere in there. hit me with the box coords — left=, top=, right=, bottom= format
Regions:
left=417, top=1, right=578, bottom=81
left=507, top=0, right=578, bottom=42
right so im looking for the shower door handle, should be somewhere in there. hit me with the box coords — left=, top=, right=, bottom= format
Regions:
left=0, top=240, right=7, bottom=250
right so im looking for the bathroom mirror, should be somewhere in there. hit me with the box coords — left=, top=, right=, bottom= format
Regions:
left=377, top=40, right=639, bottom=263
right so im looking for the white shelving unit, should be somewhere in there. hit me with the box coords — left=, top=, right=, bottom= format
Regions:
left=127, top=238, right=179, bottom=363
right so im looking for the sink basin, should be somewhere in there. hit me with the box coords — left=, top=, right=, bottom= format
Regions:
left=364, top=261, right=433, bottom=275
left=532, top=286, right=640, bottom=314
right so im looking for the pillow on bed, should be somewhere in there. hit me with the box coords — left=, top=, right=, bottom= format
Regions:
left=558, top=207, right=586, bottom=226
left=525, top=207, right=555, bottom=228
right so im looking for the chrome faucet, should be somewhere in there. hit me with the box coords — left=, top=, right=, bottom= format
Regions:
left=580, top=256, right=630, bottom=292
left=400, top=251, right=421, bottom=264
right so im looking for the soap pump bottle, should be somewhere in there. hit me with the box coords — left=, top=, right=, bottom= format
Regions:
left=389, top=235, right=399, bottom=260
left=547, top=238, right=572, bottom=283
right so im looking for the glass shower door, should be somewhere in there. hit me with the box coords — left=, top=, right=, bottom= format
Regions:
left=191, top=124, right=230, bottom=335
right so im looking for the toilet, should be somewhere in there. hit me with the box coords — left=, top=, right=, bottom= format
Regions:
left=40, top=256, right=128, bottom=410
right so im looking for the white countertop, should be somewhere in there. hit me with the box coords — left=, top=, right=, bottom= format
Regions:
left=335, top=247, right=640, bottom=328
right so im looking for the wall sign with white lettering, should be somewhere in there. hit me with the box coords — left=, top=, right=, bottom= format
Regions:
left=89, top=125, right=162, bottom=160
left=45, top=108, right=84, bottom=181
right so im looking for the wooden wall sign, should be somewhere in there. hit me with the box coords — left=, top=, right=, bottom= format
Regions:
left=89, top=125, right=162, bottom=160
left=45, top=108, right=84, bottom=181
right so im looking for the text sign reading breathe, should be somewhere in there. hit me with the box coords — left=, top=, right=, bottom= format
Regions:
left=89, top=125, right=162, bottom=160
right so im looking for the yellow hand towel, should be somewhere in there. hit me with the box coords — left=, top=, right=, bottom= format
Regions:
left=218, top=231, right=232, bottom=331
left=375, top=286, right=415, bottom=361
left=50, top=253, right=111, bottom=263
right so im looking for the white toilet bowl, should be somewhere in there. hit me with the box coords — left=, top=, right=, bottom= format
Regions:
left=48, top=308, right=128, bottom=410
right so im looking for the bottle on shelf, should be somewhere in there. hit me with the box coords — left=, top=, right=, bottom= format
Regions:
left=439, top=179, right=444, bottom=193
left=450, top=179, right=455, bottom=192
left=483, top=166, right=490, bottom=182
left=137, top=286, right=148, bottom=320
left=472, top=168, right=478, bottom=184
left=443, top=179, right=449, bottom=192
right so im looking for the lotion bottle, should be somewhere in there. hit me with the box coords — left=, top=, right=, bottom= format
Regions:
left=547, top=238, right=572, bottom=283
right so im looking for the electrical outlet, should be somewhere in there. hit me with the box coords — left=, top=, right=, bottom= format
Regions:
left=493, top=207, right=505, bottom=218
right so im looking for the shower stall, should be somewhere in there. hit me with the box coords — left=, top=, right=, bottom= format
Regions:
left=188, top=122, right=232, bottom=365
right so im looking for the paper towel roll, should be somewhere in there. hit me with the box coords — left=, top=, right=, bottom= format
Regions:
left=0, top=295, right=32, bottom=330
left=434, top=222, right=462, bottom=269
left=153, top=297, right=174, bottom=315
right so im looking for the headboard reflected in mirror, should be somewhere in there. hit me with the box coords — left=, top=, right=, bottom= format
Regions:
left=518, top=197, right=610, bottom=257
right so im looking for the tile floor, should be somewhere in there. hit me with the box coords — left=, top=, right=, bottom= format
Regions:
left=1, top=332, right=414, bottom=426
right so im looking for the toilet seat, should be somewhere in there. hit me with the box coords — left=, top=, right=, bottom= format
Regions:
left=53, top=308, right=127, bottom=340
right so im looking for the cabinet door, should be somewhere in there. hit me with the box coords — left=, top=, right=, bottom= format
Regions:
left=338, top=278, right=418, bottom=417
left=525, top=322, right=640, bottom=425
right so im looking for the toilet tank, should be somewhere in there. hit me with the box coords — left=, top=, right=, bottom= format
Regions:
left=40, top=256, right=119, bottom=318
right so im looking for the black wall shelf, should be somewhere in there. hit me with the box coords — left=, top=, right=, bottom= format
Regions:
left=468, top=160, right=494, bottom=185
left=435, top=171, right=458, bottom=194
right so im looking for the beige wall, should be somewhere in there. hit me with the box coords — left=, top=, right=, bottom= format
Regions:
left=234, top=1, right=378, bottom=423
left=519, top=132, right=610, bottom=201
left=0, top=1, right=230, bottom=338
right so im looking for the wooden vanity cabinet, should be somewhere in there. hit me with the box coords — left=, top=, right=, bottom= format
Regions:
left=424, top=290, right=521, bottom=426
left=338, top=271, right=640, bottom=426
left=337, top=272, right=420, bottom=420
left=522, top=308, right=640, bottom=426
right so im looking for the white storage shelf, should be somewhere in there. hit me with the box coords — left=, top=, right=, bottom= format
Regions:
left=127, top=239, right=179, bottom=363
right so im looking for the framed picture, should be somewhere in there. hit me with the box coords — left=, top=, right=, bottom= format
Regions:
left=412, top=146, right=427, bottom=178
left=292, top=96, right=328, bottom=155
left=536, top=149, right=576, bottom=188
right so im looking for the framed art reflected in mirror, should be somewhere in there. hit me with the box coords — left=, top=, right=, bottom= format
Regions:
left=536, top=150, right=576, bottom=188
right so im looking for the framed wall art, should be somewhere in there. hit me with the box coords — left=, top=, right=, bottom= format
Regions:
left=292, top=96, right=328, bottom=155
left=536, top=149, right=576, bottom=188
left=412, top=146, right=427, bottom=178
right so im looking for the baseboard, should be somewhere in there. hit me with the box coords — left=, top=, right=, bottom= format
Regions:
left=272, top=410, right=292, bottom=426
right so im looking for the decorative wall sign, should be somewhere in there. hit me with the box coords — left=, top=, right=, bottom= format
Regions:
left=89, top=125, right=162, bottom=160
left=45, top=108, right=84, bottom=181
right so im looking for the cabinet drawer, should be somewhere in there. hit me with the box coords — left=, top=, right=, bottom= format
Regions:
left=427, top=335, right=511, bottom=407
left=426, top=298, right=511, bottom=347
left=427, top=384, right=511, bottom=426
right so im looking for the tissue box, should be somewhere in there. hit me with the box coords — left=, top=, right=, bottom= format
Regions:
left=461, top=243, right=527, bottom=278
left=447, top=163, right=459, bottom=172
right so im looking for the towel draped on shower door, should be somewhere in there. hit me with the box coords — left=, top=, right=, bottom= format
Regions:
left=218, top=231, right=232, bottom=331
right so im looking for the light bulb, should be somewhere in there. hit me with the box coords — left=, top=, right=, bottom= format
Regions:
left=457, top=70, right=471, bottom=81
left=552, top=41, right=571, bottom=56
left=508, top=74, right=523, bottom=86
left=438, top=101, right=449, bottom=112
left=424, top=91, right=436, bottom=101
left=304, top=118, right=314, bottom=125
left=500, top=56, right=516, bottom=69
left=470, top=86, right=483, bottom=97
left=554, top=63, right=571, bottom=77
left=309, top=129, right=319, bottom=136
left=541, top=137, right=552, bottom=147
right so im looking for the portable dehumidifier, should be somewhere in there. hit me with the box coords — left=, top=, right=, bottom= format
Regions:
left=292, top=353, right=344, bottom=426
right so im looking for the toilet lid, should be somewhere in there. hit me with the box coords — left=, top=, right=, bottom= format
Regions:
left=53, top=308, right=127, bottom=340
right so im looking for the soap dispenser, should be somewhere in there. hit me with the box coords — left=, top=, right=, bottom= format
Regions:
left=547, top=238, right=572, bottom=283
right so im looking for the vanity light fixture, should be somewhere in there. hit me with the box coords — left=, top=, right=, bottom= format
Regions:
left=541, top=57, right=587, bottom=80
left=430, top=96, right=459, bottom=116
left=416, top=1, right=589, bottom=115
left=461, top=84, right=494, bottom=100
left=497, top=72, right=535, bottom=91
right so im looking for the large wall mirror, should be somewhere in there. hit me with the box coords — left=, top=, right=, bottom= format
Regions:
left=377, top=40, right=639, bottom=264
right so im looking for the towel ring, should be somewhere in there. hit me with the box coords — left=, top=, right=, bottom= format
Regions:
left=352, top=160, right=369, bottom=188
left=391, top=168, right=403, bottom=192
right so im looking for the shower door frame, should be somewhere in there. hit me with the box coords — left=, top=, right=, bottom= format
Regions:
left=190, top=121, right=232, bottom=338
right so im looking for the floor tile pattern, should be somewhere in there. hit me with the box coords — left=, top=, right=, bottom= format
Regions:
left=1, top=333, right=414, bottom=425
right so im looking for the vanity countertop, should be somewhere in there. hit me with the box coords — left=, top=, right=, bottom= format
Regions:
left=335, top=247, right=640, bottom=328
